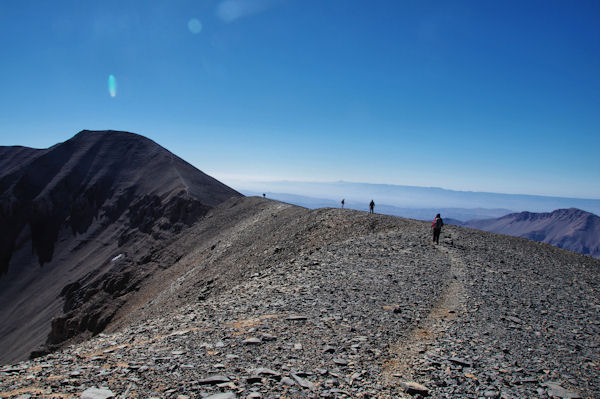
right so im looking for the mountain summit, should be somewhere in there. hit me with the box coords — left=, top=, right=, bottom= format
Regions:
left=0, top=130, right=241, bottom=363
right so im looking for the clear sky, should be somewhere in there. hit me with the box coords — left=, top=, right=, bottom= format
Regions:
left=1, top=1, right=599, bottom=198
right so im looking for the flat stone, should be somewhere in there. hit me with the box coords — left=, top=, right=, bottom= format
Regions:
left=247, top=375, right=263, bottom=384
left=543, top=382, right=581, bottom=398
left=204, top=393, right=236, bottom=399
left=399, top=381, right=429, bottom=396
left=2, top=367, right=23, bottom=373
left=251, top=368, right=281, bottom=378
left=292, top=374, right=316, bottom=390
left=329, top=389, right=351, bottom=395
left=261, top=333, right=277, bottom=341
left=519, top=377, right=538, bottom=384
left=506, top=316, right=523, bottom=324
left=333, top=358, right=348, bottom=366
left=198, top=375, right=231, bottom=385
left=281, top=377, right=296, bottom=386
left=80, top=388, right=115, bottom=399
left=449, top=357, right=472, bottom=367
left=286, top=315, right=308, bottom=321
left=243, top=337, right=262, bottom=345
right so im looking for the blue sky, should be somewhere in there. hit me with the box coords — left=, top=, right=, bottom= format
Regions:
left=1, top=1, right=599, bottom=198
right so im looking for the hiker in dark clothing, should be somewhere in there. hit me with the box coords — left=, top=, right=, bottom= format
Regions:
left=341, top=199, right=345, bottom=208
left=432, top=213, right=443, bottom=244
left=369, top=200, right=375, bottom=214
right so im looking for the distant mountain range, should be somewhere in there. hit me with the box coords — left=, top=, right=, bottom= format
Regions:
left=228, top=179, right=600, bottom=216
left=458, top=208, right=600, bottom=259
left=244, top=191, right=512, bottom=222
left=0, top=130, right=240, bottom=363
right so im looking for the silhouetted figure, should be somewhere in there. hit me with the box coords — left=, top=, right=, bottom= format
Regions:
left=369, top=200, right=375, bottom=214
left=432, top=213, right=444, bottom=244
left=341, top=199, right=345, bottom=208
left=262, top=193, right=266, bottom=198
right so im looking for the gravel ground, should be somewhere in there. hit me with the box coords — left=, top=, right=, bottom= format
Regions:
left=1, top=198, right=598, bottom=398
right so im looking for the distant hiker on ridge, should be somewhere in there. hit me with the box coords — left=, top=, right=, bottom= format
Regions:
left=369, top=200, right=375, bottom=214
left=262, top=193, right=266, bottom=198
left=432, top=213, right=444, bottom=244
left=341, top=199, right=345, bottom=209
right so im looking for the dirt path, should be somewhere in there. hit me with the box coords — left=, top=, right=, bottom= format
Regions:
left=383, top=243, right=468, bottom=393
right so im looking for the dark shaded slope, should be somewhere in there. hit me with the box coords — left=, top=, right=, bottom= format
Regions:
left=0, top=130, right=238, bottom=272
left=464, top=208, right=600, bottom=258
left=0, top=130, right=240, bottom=364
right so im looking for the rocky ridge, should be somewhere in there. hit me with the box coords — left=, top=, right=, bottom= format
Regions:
left=1, top=197, right=598, bottom=398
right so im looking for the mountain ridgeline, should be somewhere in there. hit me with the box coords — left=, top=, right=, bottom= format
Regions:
left=460, top=208, right=600, bottom=259
left=0, top=130, right=241, bottom=363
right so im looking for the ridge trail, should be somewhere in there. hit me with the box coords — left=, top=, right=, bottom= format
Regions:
left=383, top=241, right=468, bottom=394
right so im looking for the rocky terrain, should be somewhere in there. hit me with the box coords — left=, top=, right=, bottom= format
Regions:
left=461, top=208, right=600, bottom=259
left=0, top=130, right=240, bottom=363
left=1, top=197, right=598, bottom=398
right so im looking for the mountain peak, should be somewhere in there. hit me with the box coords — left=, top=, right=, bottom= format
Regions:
left=0, top=130, right=241, bottom=363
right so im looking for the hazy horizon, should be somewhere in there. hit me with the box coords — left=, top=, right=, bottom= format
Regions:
left=221, top=177, right=600, bottom=201
left=227, top=179, right=600, bottom=217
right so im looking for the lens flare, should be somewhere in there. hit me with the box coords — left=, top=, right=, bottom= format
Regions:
left=108, top=74, right=117, bottom=97
left=188, top=18, right=202, bottom=34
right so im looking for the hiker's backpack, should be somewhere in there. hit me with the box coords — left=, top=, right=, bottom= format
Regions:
left=433, top=217, right=442, bottom=229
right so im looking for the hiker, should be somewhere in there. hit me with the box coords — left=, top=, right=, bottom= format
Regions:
left=341, top=199, right=345, bottom=208
left=432, top=213, right=444, bottom=244
left=369, top=200, right=375, bottom=214
left=262, top=193, right=266, bottom=198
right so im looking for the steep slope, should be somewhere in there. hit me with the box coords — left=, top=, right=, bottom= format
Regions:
left=0, top=130, right=241, bottom=364
left=1, top=197, right=597, bottom=398
left=463, top=208, right=600, bottom=258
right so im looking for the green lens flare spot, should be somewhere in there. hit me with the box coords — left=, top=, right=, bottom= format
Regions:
left=108, top=74, right=117, bottom=97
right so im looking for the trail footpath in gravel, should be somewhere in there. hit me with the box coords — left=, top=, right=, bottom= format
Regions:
left=383, top=242, right=468, bottom=397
